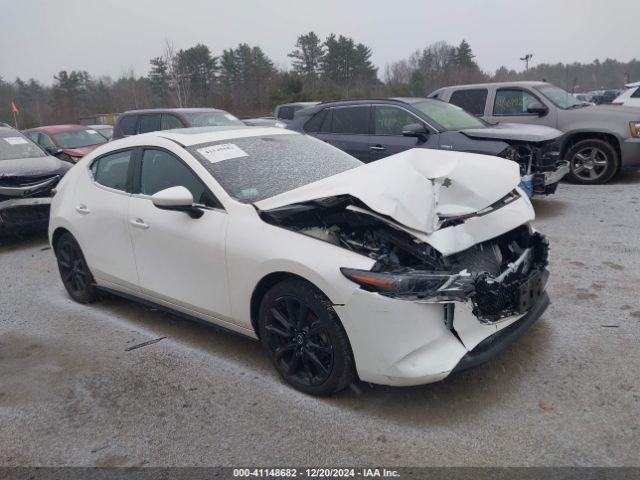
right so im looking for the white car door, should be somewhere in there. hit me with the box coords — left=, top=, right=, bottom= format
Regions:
left=127, top=147, right=231, bottom=319
left=72, top=148, right=139, bottom=288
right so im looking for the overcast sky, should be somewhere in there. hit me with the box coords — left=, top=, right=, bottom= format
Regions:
left=1, top=0, right=638, bottom=84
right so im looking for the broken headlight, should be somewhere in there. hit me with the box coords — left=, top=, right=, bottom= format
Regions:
left=340, top=267, right=455, bottom=298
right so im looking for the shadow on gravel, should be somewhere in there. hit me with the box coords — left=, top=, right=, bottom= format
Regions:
left=112, top=298, right=552, bottom=427
left=0, top=229, right=48, bottom=252
left=90, top=290, right=552, bottom=427
left=612, top=170, right=640, bottom=185
left=531, top=198, right=569, bottom=220
left=329, top=317, right=552, bottom=427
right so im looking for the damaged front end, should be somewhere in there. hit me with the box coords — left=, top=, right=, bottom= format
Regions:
left=260, top=196, right=548, bottom=324
left=0, top=174, right=61, bottom=233
left=498, top=140, right=569, bottom=196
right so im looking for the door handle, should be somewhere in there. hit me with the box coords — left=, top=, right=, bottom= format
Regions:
left=130, top=218, right=149, bottom=229
left=75, top=204, right=90, bottom=214
left=370, top=145, right=386, bottom=151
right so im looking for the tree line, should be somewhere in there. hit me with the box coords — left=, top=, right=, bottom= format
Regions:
left=1, top=33, right=639, bottom=128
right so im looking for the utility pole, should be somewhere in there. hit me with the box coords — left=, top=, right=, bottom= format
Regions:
left=520, top=54, right=533, bottom=72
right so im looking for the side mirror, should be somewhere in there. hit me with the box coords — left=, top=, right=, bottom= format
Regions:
left=402, top=123, right=429, bottom=141
left=46, top=146, right=64, bottom=157
left=527, top=101, right=549, bottom=116
left=151, top=186, right=203, bottom=219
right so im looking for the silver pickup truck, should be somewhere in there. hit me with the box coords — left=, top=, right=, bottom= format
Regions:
left=430, top=81, right=640, bottom=184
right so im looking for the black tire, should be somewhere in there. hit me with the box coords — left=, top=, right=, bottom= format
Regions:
left=566, top=139, right=619, bottom=184
left=258, top=278, right=355, bottom=396
left=54, top=232, right=99, bottom=303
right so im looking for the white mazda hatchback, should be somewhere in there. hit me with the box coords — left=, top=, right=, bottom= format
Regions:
left=49, top=126, right=550, bottom=395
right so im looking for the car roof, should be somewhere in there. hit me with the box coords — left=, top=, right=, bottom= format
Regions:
left=126, top=125, right=298, bottom=147
left=439, top=81, right=549, bottom=90
left=24, top=124, right=90, bottom=134
left=278, top=102, right=320, bottom=108
left=315, top=97, right=431, bottom=107
left=625, top=81, right=640, bottom=88
left=120, top=108, right=227, bottom=115
left=0, top=126, right=25, bottom=136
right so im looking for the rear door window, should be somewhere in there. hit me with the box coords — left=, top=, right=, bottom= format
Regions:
left=631, top=87, right=640, bottom=98
left=138, top=115, right=161, bottom=134
left=330, top=106, right=370, bottom=134
left=493, top=89, right=539, bottom=115
left=373, top=105, right=420, bottom=135
left=161, top=114, right=184, bottom=130
left=119, top=115, right=138, bottom=135
left=90, top=150, right=132, bottom=192
left=449, top=89, right=488, bottom=116
left=304, top=109, right=327, bottom=133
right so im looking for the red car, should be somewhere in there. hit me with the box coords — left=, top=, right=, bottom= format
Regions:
left=23, top=124, right=108, bottom=163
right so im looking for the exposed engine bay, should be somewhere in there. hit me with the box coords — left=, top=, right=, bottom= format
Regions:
left=260, top=195, right=548, bottom=323
left=498, top=140, right=568, bottom=195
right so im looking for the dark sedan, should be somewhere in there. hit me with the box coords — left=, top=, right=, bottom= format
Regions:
left=0, top=126, right=70, bottom=234
left=287, top=98, right=569, bottom=197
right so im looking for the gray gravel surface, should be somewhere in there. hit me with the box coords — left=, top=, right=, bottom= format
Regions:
left=1, top=174, right=639, bottom=467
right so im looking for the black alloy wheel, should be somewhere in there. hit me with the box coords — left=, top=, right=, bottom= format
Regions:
left=258, top=279, right=354, bottom=395
left=54, top=232, right=98, bottom=303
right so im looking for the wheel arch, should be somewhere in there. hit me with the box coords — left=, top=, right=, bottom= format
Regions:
left=51, top=226, right=73, bottom=249
left=561, top=131, right=621, bottom=166
left=249, top=271, right=331, bottom=339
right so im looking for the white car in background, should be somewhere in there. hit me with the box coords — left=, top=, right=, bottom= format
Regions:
left=613, top=82, right=640, bottom=108
left=49, top=126, right=550, bottom=395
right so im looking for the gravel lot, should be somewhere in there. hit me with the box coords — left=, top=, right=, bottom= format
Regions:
left=1, top=173, right=639, bottom=467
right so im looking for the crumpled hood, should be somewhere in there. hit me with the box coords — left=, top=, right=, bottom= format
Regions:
left=0, top=155, right=70, bottom=177
left=61, top=145, right=98, bottom=157
left=461, top=123, right=562, bottom=143
left=255, top=148, right=521, bottom=235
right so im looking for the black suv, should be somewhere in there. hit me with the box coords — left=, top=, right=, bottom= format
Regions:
left=287, top=98, right=569, bottom=196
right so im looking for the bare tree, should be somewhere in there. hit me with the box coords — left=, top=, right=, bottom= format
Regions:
left=164, top=39, right=190, bottom=107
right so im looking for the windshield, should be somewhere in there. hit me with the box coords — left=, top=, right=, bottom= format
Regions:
left=183, top=111, right=245, bottom=128
left=187, top=133, right=362, bottom=203
left=95, top=126, right=113, bottom=140
left=535, top=84, right=586, bottom=109
left=0, top=132, right=47, bottom=160
left=412, top=100, right=486, bottom=130
left=53, top=129, right=108, bottom=149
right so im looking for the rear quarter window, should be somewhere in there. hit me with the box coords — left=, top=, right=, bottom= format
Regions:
left=119, top=115, right=138, bottom=135
left=449, top=89, right=488, bottom=116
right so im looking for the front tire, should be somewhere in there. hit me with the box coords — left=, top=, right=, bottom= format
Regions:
left=258, top=279, right=355, bottom=396
left=54, top=232, right=99, bottom=303
left=566, top=139, right=619, bottom=184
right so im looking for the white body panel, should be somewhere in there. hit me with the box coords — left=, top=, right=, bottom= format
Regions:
left=127, top=196, right=232, bottom=320
left=613, top=84, right=640, bottom=108
left=49, top=127, right=543, bottom=387
left=70, top=168, right=138, bottom=288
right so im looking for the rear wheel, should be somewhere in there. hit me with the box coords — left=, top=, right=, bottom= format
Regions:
left=566, top=139, right=619, bottom=184
left=258, top=279, right=355, bottom=396
left=54, top=232, right=99, bottom=303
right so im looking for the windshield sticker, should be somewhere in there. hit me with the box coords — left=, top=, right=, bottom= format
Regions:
left=197, top=143, right=248, bottom=163
left=3, top=136, right=29, bottom=145
left=86, top=129, right=99, bottom=134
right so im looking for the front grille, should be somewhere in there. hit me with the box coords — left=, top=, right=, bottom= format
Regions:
left=467, top=229, right=549, bottom=322
left=0, top=174, right=60, bottom=201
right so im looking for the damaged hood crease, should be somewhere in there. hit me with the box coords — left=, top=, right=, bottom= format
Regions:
left=255, top=148, right=521, bottom=235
